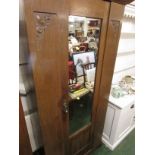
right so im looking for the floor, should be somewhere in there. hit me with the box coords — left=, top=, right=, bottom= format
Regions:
left=91, top=129, right=135, bottom=155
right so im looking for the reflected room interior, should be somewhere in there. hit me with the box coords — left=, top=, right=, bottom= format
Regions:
left=68, top=16, right=102, bottom=134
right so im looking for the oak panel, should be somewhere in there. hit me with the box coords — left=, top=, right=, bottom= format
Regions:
left=69, top=124, right=91, bottom=155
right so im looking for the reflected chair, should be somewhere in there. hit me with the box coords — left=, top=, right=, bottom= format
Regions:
left=68, top=61, right=77, bottom=85
left=81, top=62, right=96, bottom=87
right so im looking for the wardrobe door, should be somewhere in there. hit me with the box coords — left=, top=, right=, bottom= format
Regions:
left=24, top=1, right=69, bottom=155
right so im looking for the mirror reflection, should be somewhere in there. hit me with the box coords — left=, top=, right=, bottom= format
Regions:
left=68, top=16, right=102, bottom=134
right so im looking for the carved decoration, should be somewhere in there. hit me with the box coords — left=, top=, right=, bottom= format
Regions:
left=34, top=12, right=52, bottom=40
left=111, top=20, right=120, bottom=38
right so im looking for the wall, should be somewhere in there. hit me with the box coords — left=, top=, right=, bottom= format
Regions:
left=112, top=4, right=135, bottom=84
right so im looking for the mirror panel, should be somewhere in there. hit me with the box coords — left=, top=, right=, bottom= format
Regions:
left=68, top=16, right=102, bottom=134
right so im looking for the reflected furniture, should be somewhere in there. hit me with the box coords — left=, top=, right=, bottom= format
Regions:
left=69, top=87, right=90, bottom=100
left=68, top=61, right=77, bottom=85
left=82, top=62, right=96, bottom=87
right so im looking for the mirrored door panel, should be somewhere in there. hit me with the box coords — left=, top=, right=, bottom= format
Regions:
left=68, top=16, right=102, bottom=134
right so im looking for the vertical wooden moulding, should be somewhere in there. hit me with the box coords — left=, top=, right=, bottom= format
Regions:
left=92, top=2, right=125, bottom=146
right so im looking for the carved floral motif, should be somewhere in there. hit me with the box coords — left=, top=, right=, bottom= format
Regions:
left=111, top=20, right=120, bottom=38
left=34, top=12, right=52, bottom=39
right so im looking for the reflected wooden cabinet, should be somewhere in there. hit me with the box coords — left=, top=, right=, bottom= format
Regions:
left=23, top=0, right=132, bottom=154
